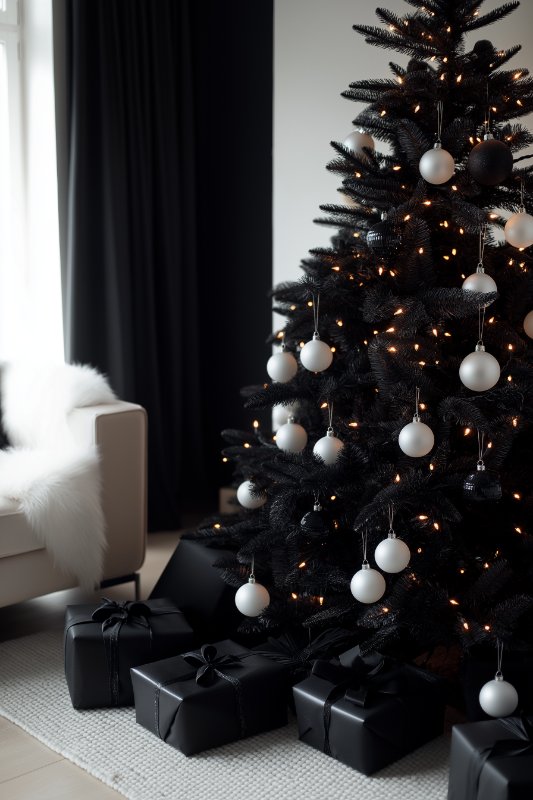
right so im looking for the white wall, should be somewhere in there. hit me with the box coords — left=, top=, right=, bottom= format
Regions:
left=273, top=0, right=533, bottom=287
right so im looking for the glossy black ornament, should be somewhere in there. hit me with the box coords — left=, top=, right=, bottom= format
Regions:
left=366, top=213, right=401, bottom=257
left=467, top=134, right=513, bottom=186
left=463, top=463, right=502, bottom=502
left=300, top=503, right=329, bottom=538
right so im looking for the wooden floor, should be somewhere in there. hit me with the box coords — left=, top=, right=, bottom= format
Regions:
left=0, top=530, right=182, bottom=799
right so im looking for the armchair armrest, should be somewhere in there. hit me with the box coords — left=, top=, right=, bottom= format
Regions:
left=68, top=401, right=147, bottom=579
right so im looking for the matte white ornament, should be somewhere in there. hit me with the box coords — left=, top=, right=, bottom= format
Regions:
left=504, top=210, right=533, bottom=249
left=266, top=350, right=298, bottom=383
left=343, top=129, right=375, bottom=159
left=419, top=142, right=455, bottom=185
left=462, top=267, right=498, bottom=303
left=300, top=333, right=333, bottom=373
left=524, top=309, right=533, bottom=339
left=236, top=480, right=267, bottom=510
left=374, top=533, right=410, bottom=573
left=459, top=344, right=500, bottom=392
left=272, top=402, right=298, bottom=431
left=235, top=575, right=270, bottom=617
left=313, top=428, right=344, bottom=465
left=399, top=417, right=434, bottom=457
left=350, top=562, right=386, bottom=604
left=479, top=674, right=519, bottom=718
left=275, top=417, right=308, bottom=453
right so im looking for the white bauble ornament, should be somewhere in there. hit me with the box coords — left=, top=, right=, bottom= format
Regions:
left=419, top=143, right=455, bottom=185
left=398, top=417, right=434, bottom=457
left=479, top=674, right=519, bottom=718
left=459, top=344, right=500, bottom=392
left=266, top=350, right=298, bottom=383
left=462, top=268, right=497, bottom=303
left=350, top=562, right=386, bottom=604
left=275, top=417, right=308, bottom=453
left=524, top=310, right=533, bottom=339
left=313, top=428, right=344, bottom=465
left=343, top=130, right=375, bottom=159
left=504, top=210, right=533, bottom=249
left=374, top=533, right=410, bottom=574
left=272, top=402, right=298, bottom=431
left=300, top=333, right=333, bottom=373
left=236, top=480, right=267, bottom=510
left=235, top=576, right=270, bottom=617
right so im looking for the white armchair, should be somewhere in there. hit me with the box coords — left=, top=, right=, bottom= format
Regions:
left=0, top=400, right=147, bottom=607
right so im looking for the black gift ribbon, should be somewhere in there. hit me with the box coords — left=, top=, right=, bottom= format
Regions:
left=311, top=649, right=418, bottom=756
left=468, top=716, right=533, bottom=799
left=88, top=598, right=182, bottom=706
left=154, top=644, right=251, bottom=740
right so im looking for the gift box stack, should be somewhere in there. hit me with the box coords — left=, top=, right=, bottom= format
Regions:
left=64, top=539, right=450, bottom=763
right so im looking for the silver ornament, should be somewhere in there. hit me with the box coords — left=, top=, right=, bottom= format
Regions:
left=343, top=129, right=375, bottom=159
left=300, top=333, right=333, bottom=373
left=350, top=562, right=386, bottom=604
left=313, top=428, right=344, bottom=465
left=459, top=344, right=500, bottom=392
left=479, top=674, right=519, bottom=718
left=419, top=142, right=455, bottom=185
left=504, top=210, right=533, bottom=249
left=374, top=533, right=410, bottom=573
left=236, top=480, right=267, bottom=510
left=266, top=350, right=298, bottom=383
left=398, top=417, right=434, bottom=457
left=524, top=310, right=533, bottom=339
left=235, top=575, right=270, bottom=617
left=275, top=417, right=308, bottom=453
left=462, top=267, right=497, bottom=304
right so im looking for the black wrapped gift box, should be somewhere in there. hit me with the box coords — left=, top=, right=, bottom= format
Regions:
left=293, top=647, right=446, bottom=775
left=461, top=647, right=533, bottom=721
left=149, top=539, right=242, bottom=641
left=65, top=598, right=194, bottom=709
left=448, top=718, right=533, bottom=800
left=131, top=639, right=288, bottom=756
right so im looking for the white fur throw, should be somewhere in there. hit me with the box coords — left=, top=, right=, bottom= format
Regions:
left=0, top=363, right=117, bottom=589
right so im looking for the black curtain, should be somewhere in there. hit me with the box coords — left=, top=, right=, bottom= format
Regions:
left=62, top=0, right=273, bottom=530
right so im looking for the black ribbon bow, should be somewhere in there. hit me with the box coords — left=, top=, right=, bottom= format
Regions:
left=470, top=716, right=533, bottom=799
left=181, top=644, right=243, bottom=687
left=253, top=628, right=353, bottom=683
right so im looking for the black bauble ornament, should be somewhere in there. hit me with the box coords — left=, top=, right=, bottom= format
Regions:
left=467, top=133, right=513, bottom=186
left=366, top=212, right=401, bottom=257
left=300, top=503, right=329, bottom=538
left=463, top=463, right=502, bottom=502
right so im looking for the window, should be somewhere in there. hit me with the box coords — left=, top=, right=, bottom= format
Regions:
left=0, top=0, right=63, bottom=362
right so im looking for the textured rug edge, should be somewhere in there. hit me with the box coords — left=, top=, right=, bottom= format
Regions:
left=0, top=708, right=129, bottom=799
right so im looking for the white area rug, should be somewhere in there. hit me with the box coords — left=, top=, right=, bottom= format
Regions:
left=0, top=630, right=450, bottom=800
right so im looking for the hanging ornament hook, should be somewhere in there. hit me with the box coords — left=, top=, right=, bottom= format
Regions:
left=519, top=175, right=526, bottom=213
left=414, top=386, right=421, bottom=421
left=477, top=305, right=487, bottom=348
left=477, top=430, right=486, bottom=470
left=388, top=503, right=395, bottom=534
left=495, top=638, right=504, bottom=679
left=477, top=224, right=487, bottom=270
left=485, top=81, right=491, bottom=134
left=361, top=530, right=368, bottom=565
left=327, top=401, right=334, bottom=432
left=312, top=293, right=320, bottom=337
left=436, top=100, right=443, bottom=144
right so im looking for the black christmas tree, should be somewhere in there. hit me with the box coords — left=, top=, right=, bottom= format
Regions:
left=195, top=0, right=533, bottom=673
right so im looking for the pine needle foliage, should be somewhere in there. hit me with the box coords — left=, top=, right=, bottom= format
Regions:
left=195, top=1, right=533, bottom=661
